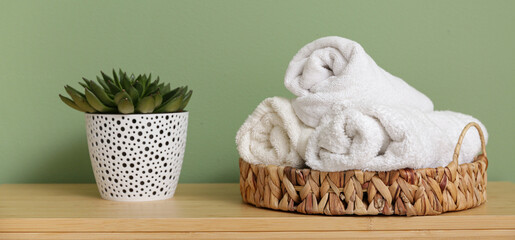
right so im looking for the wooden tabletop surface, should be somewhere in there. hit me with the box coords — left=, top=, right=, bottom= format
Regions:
left=1, top=182, right=514, bottom=239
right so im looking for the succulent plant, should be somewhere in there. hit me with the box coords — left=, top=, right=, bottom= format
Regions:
left=59, top=69, right=192, bottom=114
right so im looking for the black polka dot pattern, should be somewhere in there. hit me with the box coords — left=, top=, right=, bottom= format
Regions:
left=85, top=112, right=188, bottom=201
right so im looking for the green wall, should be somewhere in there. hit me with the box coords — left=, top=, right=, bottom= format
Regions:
left=1, top=0, right=514, bottom=184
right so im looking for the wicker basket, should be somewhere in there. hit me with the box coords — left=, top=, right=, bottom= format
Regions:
left=239, top=122, right=487, bottom=216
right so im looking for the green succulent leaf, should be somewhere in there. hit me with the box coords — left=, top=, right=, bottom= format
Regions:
left=155, top=94, right=183, bottom=113
left=157, top=83, right=164, bottom=91
left=118, top=75, right=136, bottom=102
left=162, top=86, right=182, bottom=102
left=118, top=69, right=126, bottom=88
left=112, top=69, right=119, bottom=86
left=64, top=85, right=96, bottom=113
left=114, top=90, right=131, bottom=105
left=153, top=76, right=159, bottom=87
left=153, top=92, right=163, bottom=108
left=118, top=97, right=134, bottom=114
left=117, top=70, right=125, bottom=89
left=61, top=70, right=192, bottom=114
left=146, top=80, right=160, bottom=95
left=120, top=73, right=131, bottom=89
left=81, top=77, right=93, bottom=88
left=88, top=80, right=116, bottom=107
left=134, top=81, right=144, bottom=97
left=137, top=74, right=144, bottom=84
left=128, top=88, right=140, bottom=104
left=165, top=86, right=187, bottom=102
left=179, top=90, right=192, bottom=111
left=136, top=96, right=155, bottom=113
left=100, top=71, right=113, bottom=83
left=160, top=83, right=171, bottom=94
left=64, top=85, right=84, bottom=98
left=85, top=88, right=116, bottom=113
left=79, top=82, right=90, bottom=90
left=141, top=74, right=147, bottom=85
left=104, top=79, right=120, bottom=93
left=96, top=76, right=111, bottom=93
left=143, top=74, right=152, bottom=88
left=59, top=94, right=85, bottom=112
left=148, top=73, right=153, bottom=84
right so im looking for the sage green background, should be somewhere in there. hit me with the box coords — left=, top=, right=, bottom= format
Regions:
left=1, top=0, right=514, bottom=184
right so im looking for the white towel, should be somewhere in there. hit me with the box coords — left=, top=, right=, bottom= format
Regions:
left=284, top=36, right=434, bottom=127
left=305, top=103, right=488, bottom=172
left=236, top=97, right=314, bottom=168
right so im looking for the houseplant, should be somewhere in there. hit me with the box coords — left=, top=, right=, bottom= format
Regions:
left=59, top=69, right=192, bottom=201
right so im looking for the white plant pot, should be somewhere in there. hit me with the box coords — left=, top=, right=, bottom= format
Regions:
left=85, top=112, right=188, bottom=201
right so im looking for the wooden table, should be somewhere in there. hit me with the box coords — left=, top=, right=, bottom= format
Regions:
left=0, top=183, right=514, bottom=239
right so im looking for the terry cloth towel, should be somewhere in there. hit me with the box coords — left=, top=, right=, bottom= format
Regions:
left=236, top=97, right=314, bottom=168
left=305, top=103, right=488, bottom=172
left=284, top=36, right=434, bottom=127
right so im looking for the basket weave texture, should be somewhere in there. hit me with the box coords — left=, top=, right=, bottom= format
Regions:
left=239, top=122, right=488, bottom=216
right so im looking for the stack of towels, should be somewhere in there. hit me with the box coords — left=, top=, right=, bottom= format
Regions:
left=236, top=36, right=488, bottom=172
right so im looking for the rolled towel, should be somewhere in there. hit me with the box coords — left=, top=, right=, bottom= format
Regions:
left=305, top=103, right=488, bottom=171
left=284, top=36, right=434, bottom=127
left=236, top=97, right=314, bottom=168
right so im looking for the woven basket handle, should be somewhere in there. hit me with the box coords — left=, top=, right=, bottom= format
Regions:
left=447, top=122, right=487, bottom=170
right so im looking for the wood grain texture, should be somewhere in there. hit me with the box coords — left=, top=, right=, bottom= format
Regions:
left=2, top=230, right=515, bottom=240
left=0, top=183, right=514, bottom=238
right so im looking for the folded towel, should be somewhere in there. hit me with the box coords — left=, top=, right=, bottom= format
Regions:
left=305, top=103, right=488, bottom=171
left=236, top=97, right=314, bottom=168
left=284, top=36, right=434, bottom=127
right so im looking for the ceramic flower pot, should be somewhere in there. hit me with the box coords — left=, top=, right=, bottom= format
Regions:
left=85, top=112, right=188, bottom=201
